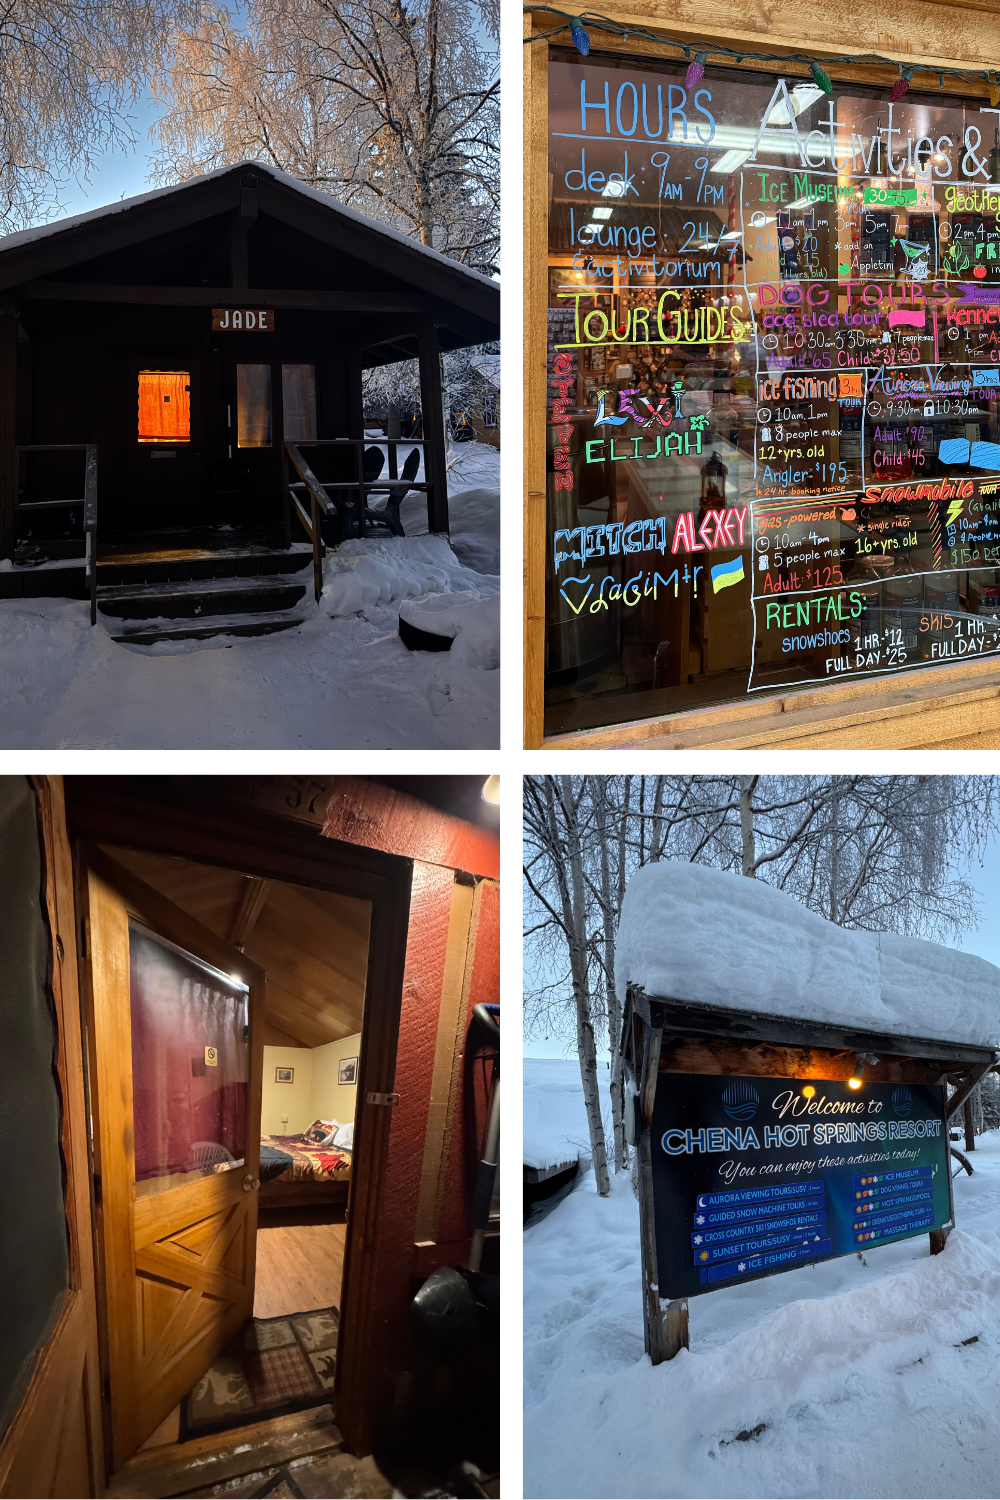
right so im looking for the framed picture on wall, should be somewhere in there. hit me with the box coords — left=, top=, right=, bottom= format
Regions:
left=338, top=1057, right=358, bottom=1085
left=275, top=1066, right=294, bottom=1084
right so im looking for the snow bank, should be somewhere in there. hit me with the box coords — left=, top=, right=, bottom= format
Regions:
left=523, top=1058, right=612, bottom=1172
left=524, top=1116, right=1000, bottom=1499
left=616, top=861, right=1000, bottom=1048
left=325, top=534, right=496, bottom=618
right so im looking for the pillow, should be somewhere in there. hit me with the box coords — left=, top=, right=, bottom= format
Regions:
left=332, top=1122, right=353, bottom=1151
left=303, top=1118, right=339, bottom=1145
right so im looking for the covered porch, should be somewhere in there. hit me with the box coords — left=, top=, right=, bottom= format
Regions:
left=0, top=163, right=499, bottom=639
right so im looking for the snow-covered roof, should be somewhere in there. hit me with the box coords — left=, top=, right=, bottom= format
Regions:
left=471, top=352, right=500, bottom=386
left=616, top=860, right=1000, bottom=1051
left=0, top=159, right=499, bottom=298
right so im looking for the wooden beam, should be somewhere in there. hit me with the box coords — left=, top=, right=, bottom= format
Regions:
left=230, top=181, right=257, bottom=290
left=638, top=990, right=998, bottom=1068
left=17, top=281, right=428, bottom=312
left=229, top=875, right=272, bottom=950
left=417, top=319, right=449, bottom=534
left=946, top=1060, right=995, bottom=1121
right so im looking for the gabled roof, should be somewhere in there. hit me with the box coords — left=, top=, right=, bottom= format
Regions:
left=0, top=160, right=499, bottom=333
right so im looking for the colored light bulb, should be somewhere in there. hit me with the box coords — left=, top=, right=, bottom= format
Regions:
left=569, top=17, right=590, bottom=55
left=810, top=61, right=833, bottom=94
left=890, top=69, right=914, bottom=102
left=686, top=52, right=707, bottom=88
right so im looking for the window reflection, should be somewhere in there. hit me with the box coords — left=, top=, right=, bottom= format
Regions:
left=282, top=364, right=317, bottom=441
left=237, top=364, right=272, bottom=448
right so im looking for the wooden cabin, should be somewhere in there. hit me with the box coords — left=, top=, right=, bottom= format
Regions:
left=0, top=774, right=500, bottom=1497
left=0, top=164, right=500, bottom=641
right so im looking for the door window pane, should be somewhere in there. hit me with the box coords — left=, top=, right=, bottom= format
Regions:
left=282, top=364, right=317, bottom=441
left=129, top=923, right=248, bottom=1198
left=138, top=371, right=190, bottom=443
left=237, top=364, right=272, bottom=448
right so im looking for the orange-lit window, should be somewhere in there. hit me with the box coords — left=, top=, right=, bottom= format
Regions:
left=138, top=371, right=191, bottom=443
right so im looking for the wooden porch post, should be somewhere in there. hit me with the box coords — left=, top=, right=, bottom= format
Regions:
left=347, top=350, right=364, bottom=440
left=0, top=304, right=17, bottom=561
left=417, top=320, right=449, bottom=533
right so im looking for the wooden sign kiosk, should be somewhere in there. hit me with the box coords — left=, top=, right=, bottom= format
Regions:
left=0, top=162, right=499, bottom=639
left=624, top=986, right=999, bottom=1364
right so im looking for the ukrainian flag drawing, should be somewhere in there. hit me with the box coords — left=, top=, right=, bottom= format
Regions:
left=711, top=556, right=744, bottom=593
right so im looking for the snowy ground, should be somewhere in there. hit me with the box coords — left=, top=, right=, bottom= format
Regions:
left=0, top=445, right=499, bottom=748
left=524, top=1057, right=613, bottom=1173
left=524, top=1059, right=1000, bottom=1500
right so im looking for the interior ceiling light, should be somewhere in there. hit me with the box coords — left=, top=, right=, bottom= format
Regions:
left=482, top=775, right=500, bottom=805
left=591, top=206, right=613, bottom=219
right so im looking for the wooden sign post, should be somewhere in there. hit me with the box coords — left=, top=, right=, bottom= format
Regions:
left=623, top=988, right=997, bottom=1364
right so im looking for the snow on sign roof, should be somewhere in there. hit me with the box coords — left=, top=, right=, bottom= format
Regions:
left=0, top=159, right=499, bottom=295
left=615, top=860, right=1000, bottom=1050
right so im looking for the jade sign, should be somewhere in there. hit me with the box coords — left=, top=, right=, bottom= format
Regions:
left=650, top=1073, right=951, bottom=1298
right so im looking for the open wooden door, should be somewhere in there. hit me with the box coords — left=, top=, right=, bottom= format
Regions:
left=80, top=847, right=266, bottom=1473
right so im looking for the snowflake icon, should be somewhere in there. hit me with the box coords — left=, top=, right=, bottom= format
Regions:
left=694, top=1235, right=703, bottom=1245
left=696, top=1215, right=705, bottom=1225
left=737, top=1261, right=747, bottom=1272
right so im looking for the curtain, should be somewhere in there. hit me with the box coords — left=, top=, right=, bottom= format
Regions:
left=129, top=927, right=247, bottom=1182
left=138, top=371, right=191, bottom=443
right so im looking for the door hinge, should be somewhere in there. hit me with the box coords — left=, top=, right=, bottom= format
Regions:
left=367, top=1092, right=400, bottom=1107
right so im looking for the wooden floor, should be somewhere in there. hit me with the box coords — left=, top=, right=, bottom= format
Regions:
left=254, top=1212, right=347, bottom=1319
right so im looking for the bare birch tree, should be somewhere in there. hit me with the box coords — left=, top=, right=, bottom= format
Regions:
left=0, top=0, right=200, bottom=228
left=523, top=777, right=610, bottom=1195
left=524, top=775, right=1000, bottom=1178
left=151, top=0, right=499, bottom=273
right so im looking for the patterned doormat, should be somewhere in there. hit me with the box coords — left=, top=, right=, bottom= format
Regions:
left=180, top=1307, right=338, bottom=1439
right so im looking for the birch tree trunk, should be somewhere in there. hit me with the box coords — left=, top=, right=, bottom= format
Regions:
left=739, top=776, right=757, bottom=876
left=594, top=779, right=626, bottom=1172
left=555, top=777, right=611, bottom=1195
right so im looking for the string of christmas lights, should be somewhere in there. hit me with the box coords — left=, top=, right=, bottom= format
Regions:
left=523, top=6, right=1000, bottom=99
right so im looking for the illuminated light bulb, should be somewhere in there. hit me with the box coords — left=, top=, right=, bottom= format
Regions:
left=890, top=68, right=914, bottom=102
left=848, top=1075, right=862, bottom=1089
left=569, top=17, right=590, bottom=55
left=481, top=774, right=500, bottom=804
left=802, top=1085, right=816, bottom=1098
left=686, top=52, right=707, bottom=88
left=810, top=61, right=833, bottom=94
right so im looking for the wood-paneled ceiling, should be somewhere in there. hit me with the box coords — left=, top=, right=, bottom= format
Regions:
left=103, top=846, right=370, bottom=1048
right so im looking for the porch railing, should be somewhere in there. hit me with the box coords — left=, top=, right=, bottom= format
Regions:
left=282, top=442, right=335, bottom=603
left=14, top=443, right=99, bottom=624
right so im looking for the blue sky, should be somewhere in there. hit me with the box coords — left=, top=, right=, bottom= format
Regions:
left=56, top=93, right=166, bottom=218
left=525, top=830, right=1000, bottom=1062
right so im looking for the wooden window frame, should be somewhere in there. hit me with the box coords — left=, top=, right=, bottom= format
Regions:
left=523, top=3, right=1000, bottom=749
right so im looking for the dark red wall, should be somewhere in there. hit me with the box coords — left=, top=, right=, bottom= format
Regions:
left=321, top=782, right=499, bottom=1429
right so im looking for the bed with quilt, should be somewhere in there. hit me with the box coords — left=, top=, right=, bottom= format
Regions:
left=258, top=1117, right=353, bottom=1208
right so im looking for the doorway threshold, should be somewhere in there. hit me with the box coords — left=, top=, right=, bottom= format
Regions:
left=104, top=1403, right=373, bottom=1498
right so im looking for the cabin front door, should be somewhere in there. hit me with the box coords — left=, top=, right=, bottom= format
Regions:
left=124, top=359, right=203, bottom=530
left=81, top=847, right=265, bottom=1472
